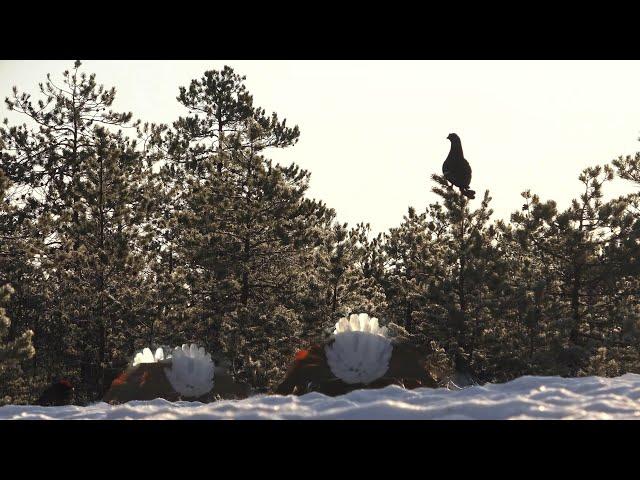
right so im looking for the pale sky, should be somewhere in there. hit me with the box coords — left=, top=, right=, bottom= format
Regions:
left=1, top=60, right=639, bottom=233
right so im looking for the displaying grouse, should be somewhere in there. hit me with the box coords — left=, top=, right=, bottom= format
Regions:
left=275, top=313, right=437, bottom=396
left=443, top=133, right=476, bottom=199
left=35, top=379, right=74, bottom=406
left=103, top=344, right=250, bottom=403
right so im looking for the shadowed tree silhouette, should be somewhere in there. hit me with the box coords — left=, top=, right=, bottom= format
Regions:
left=443, top=133, right=476, bottom=199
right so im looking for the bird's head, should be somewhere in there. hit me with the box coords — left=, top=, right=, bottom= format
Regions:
left=447, top=133, right=460, bottom=142
left=57, top=379, right=74, bottom=391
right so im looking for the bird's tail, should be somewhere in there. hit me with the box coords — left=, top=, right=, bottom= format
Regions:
left=463, top=188, right=476, bottom=200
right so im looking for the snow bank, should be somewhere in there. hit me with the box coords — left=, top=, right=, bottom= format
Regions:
left=3, top=374, right=640, bottom=419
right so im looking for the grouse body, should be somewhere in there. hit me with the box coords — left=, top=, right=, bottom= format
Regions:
left=275, top=341, right=437, bottom=396
left=35, top=379, right=74, bottom=406
left=275, top=315, right=438, bottom=397
left=103, top=352, right=250, bottom=404
left=442, top=133, right=476, bottom=199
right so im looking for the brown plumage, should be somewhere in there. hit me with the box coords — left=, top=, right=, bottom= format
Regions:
left=35, top=379, right=74, bottom=406
left=443, top=133, right=476, bottom=199
left=103, top=362, right=180, bottom=404
left=275, top=339, right=437, bottom=397
left=102, top=361, right=251, bottom=404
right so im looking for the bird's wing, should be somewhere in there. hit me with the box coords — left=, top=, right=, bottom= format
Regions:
left=442, top=157, right=452, bottom=178
left=462, top=158, right=472, bottom=186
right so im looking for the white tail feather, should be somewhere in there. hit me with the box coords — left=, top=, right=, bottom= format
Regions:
left=164, top=343, right=215, bottom=398
left=326, top=313, right=392, bottom=385
left=132, top=347, right=167, bottom=366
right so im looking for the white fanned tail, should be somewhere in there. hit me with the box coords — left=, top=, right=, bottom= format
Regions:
left=326, top=313, right=392, bottom=385
left=132, top=347, right=167, bottom=366
left=164, top=344, right=215, bottom=398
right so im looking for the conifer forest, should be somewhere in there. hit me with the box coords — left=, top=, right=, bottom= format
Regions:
left=2, top=61, right=640, bottom=406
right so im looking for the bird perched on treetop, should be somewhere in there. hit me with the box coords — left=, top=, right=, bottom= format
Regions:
left=443, top=133, right=476, bottom=199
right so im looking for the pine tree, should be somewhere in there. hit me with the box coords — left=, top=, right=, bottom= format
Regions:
left=424, top=174, right=504, bottom=377
left=0, top=171, right=35, bottom=403
left=382, top=207, right=435, bottom=333
left=157, top=67, right=334, bottom=388
left=0, top=162, right=43, bottom=402
left=309, top=222, right=387, bottom=325
left=0, top=283, right=35, bottom=397
left=507, top=165, right=632, bottom=376
left=1, top=62, right=155, bottom=400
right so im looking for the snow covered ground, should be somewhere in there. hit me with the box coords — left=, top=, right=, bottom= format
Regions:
left=3, top=374, right=640, bottom=419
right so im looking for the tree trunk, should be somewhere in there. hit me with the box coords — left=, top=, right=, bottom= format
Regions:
left=404, top=302, right=412, bottom=332
left=331, top=283, right=338, bottom=314
left=569, top=263, right=581, bottom=344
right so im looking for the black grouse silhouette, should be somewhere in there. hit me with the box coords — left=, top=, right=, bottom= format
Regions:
left=35, top=379, right=74, bottom=406
left=275, top=338, right=437, bottom=397
left=442, top=133, right=476, bottom=199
